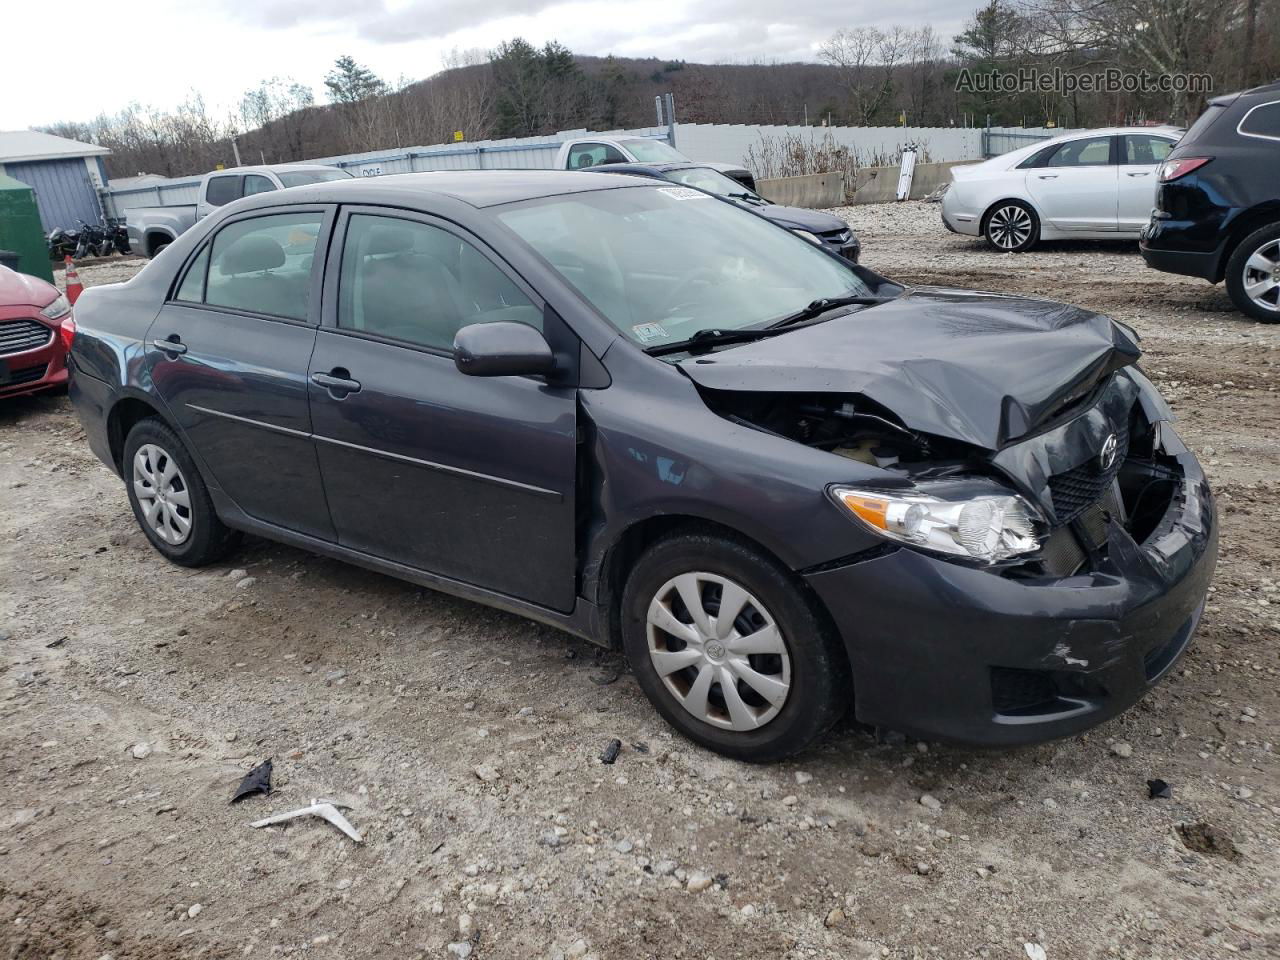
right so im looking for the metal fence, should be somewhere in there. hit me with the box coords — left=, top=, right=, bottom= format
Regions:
left=99, top=122, right=1091, bottom=219
left=981, top=126, right=1085, bottom=158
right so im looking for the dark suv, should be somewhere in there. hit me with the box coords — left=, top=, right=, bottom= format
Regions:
left=1140, top=81, right=1280, bottom=321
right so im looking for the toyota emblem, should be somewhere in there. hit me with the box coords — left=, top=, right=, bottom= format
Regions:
left=1098, top=433, right=1119, bottom=471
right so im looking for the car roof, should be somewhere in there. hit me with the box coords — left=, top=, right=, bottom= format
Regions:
left=240, top=169, right=655, bottom=210
left=211, top=163, right=344, bottom=175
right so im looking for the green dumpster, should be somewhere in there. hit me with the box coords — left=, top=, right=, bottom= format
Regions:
left=0, top=173, right=54, bottom=284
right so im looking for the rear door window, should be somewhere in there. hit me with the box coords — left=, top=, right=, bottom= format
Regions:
left=205, top=176, right=242, bottom=207
left=1239, top=101, right=1280, bottom=140
left=203, top=212, right=323, bottom=321
left=1121, top=135, right=1175, bottom=165
left=1045, top=136, right=1114, bottom=167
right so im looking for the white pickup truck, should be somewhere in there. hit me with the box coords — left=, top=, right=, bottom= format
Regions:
left=126, top=164, right=352, bottom=257
left=554, top=137, right=756, bottom=191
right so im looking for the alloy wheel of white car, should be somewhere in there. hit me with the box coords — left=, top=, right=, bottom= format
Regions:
left=986, top=203, right=1037, bottom=251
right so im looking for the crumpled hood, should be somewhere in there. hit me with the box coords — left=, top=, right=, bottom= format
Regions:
left=678, top=287, right=1142, bottom=450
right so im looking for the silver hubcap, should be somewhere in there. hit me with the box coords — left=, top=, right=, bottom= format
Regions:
left=1242, top=239, right=1280, bottom=312
left=646, top=571, right=791, bottom=731
left=133, top=443, right=193, bottom=545
left=988, top=205, right=1033, bottom=250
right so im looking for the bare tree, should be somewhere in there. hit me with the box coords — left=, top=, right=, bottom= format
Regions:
left=819, top=27, right=912, bottom=124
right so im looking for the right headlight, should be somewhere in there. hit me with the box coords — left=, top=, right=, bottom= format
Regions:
left=830, top=483, right=1043, bottom=564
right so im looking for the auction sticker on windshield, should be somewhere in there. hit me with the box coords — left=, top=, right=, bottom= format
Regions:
left=657, top=186, right=712, bottom=201
left=631, top=322, right=671, bottom=343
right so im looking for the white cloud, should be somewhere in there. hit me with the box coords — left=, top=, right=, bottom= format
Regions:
left=0, top=0, right=976, bottom=129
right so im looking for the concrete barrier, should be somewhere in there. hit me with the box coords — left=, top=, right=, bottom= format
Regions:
left=755, top=172, right=846, bottom=208
left=848, top=160, right=973, bottom=205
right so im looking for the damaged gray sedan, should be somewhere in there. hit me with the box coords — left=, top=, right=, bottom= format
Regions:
left=67, top=171, right=1217, bottom=761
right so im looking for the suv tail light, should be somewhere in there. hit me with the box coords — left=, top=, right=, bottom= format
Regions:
left=1158, top=157, right=1212, bottom=182
left=59, top=315, right=76, bottom=352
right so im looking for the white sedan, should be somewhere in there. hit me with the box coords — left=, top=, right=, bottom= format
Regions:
left=941, top=126, right=1182, bottom=251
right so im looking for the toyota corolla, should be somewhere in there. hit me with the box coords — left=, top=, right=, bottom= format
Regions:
left=66, top=171, right=1216, bottom=761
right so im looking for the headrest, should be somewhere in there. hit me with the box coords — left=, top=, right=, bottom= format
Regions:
left=219, top=234, right=285, bottom=275
left=366, top=226, right=413, bottom=256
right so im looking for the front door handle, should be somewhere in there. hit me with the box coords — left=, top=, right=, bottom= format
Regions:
left=311, top=369, right=361, bottom=395
left=152, top=336, right=187, bottom=356
left=1037, top=174, right=1058, bottom=180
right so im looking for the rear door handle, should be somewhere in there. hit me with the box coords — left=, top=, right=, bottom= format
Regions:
left=152, top=336, right=187, bottom=356
left=311, top=370, right=361, bottom=395
left=1037, top=174, right=1058, bottom=179
left=1126, top=171, right=1151, bottom=177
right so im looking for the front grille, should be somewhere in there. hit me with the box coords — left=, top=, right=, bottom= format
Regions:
left=0, top=318, right=53, bottom=357
left=1, top=363, right=48, bottom=388
left=1047, top=421, right=1130, bottom=524
left=821, top=229, right=853, bottom=244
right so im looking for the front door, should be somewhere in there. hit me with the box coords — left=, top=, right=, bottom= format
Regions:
left=309, top=209, right=579, bottom=611
left=146, top=208, right=335, bottom=540
left=1117, top=134, right=1176, bottom=233
left=1024, top=135, right=1119, bottom=232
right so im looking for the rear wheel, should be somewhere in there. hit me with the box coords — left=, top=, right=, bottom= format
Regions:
left=983, top=200, right=1040, bottom=252
left=1225, top=223, right=1280, bottom=323
left=123, top=418, right=239, bottom=566
left=620, top=533, right=849, bottom=761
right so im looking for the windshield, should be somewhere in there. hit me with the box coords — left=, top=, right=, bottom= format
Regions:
left=277, top=169, right=354, bottom=188
left=667, top=166, right=763, bottom=202
left=620, top=138, right=688, bottom=163
left=495, top=185, right=882, bottom=348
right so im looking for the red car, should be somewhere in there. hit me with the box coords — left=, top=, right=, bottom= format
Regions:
left=0, top=264, right=74, bottom=398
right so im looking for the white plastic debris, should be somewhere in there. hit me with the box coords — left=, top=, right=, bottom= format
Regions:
left=249, top=798, right=363, bottom=842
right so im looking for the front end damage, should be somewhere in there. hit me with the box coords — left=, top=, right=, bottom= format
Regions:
left=699, top=368, right=1217, bottom=746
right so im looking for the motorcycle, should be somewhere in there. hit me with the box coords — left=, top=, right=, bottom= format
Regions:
left=47, top=226, right=79, bottom=261
left=107, top=218, right=131, bottom=255
left=73, top=220, right=113, bottom=259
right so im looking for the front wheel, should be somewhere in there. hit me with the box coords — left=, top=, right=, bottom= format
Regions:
left=123, top=418, right=240, bottom=566
left=983, top=200, right=1040, bottom=252
left=620, top=533, right=850, bottom=762
left=1225, top=223, right=1280, bottom=323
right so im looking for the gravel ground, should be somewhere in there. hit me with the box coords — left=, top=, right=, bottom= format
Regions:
left=2, top=208, right=1277, bottom=960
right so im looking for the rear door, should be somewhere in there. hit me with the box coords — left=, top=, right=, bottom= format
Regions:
left=308, top=207, right=580, bottom=611
left=146, top=207, right=335, bottom=540
left=1117, top=134, right=1176, bottom=232
left=1024, top=135, right=1119, bottom=232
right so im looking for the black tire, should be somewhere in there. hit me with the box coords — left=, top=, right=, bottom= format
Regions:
left=620, top=533, right=850, bottom=762
left=123, top=418, right=240, bottom=566
left=151, top=242, right=170, bottom=258
left=1224, top=222, right=1280, bottom=323
left=983, top=200, right=1040, bottom=252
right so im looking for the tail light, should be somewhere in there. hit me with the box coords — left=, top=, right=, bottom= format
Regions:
left=1158, top=157, right=1212, bottom=182
left=59, top=315, right=76, bottom=352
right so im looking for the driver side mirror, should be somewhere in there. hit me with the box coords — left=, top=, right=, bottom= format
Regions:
left=453, top=322, right=557, bottom=378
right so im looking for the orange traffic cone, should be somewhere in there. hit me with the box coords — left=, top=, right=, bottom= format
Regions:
left=64, top=255, right=84, bottom=305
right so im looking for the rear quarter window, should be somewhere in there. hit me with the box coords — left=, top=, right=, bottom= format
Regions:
left=1239, top=101, right=1280, bottom=141
left=205, top=176, right=241, bottom=207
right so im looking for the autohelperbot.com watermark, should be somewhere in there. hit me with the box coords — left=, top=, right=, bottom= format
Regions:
left=955, top=67, right=1213, bottom=96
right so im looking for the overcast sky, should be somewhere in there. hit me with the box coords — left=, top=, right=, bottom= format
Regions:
left=2, top=0, right=975, bottom=130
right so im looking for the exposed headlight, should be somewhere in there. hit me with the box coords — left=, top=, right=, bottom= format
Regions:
left=40, top=294, right=71, bottom=321
left=791, top=229, right=824, bottom=245
left=830, top=483, right=1043, bottom=564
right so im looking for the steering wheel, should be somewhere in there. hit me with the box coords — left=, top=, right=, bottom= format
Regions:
left=658, top=266, right=721, bottom=318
